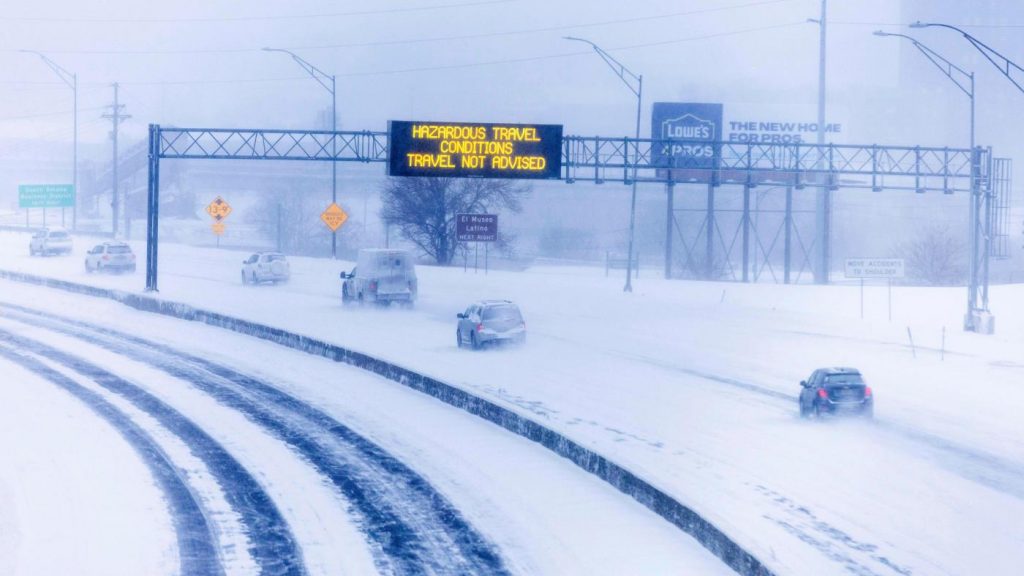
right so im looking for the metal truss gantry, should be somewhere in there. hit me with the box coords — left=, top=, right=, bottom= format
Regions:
left=146, top=125, right=994, bottom=331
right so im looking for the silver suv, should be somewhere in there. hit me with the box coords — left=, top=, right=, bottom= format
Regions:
left=29, top=227, right=73, bottom=256
left=241, top=252, right=290, bottom=285
left=84, top=241, right=136, bottom=273
left=456, top=300, right=526, bottom=349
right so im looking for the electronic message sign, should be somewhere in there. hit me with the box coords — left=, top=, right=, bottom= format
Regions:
left=388, top=120, right=562, bottom=179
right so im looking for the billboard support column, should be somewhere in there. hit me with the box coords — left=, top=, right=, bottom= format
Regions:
left=742, top=183, right=752, bottom=283
left=664, top=181, right=674, bottom=280
left=705, top=182, right=715, bottom=280
left=784, top=185, right=793, bottom=284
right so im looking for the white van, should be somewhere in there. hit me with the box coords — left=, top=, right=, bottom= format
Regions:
left=341, top=249, right=417, bottom=306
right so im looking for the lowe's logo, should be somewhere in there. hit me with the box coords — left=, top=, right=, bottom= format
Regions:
left=662, top=114, right=715, bottom=141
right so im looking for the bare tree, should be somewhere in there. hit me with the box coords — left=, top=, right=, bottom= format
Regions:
left=380, top=177, right=529, bottom=265
left=898, top=224, right=967, bottom=286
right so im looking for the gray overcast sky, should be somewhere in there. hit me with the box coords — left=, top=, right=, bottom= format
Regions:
left=1, top=0, right=901, bottom=141
left=0, top=0, right=1020, bottom=158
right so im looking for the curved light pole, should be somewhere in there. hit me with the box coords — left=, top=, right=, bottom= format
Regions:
left=21, top=50, right=77, bottom=231
left=565, top=36, right=643, bottom=293
left=263, top=47, right=338, bottom=258
left=878, top=29, right=986, bottom=327
left=910, top=21, right=1024, bottom=94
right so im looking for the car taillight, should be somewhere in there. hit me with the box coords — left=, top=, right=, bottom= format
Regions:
left=817, top=389, right=828, bottom=399
left=476, top=323, right=483, bottom=332
left=864, top=386, right=872, bottom=398
left=102, top=255, right=109, bottom=261
left=369, top=281, right=377, bottom=291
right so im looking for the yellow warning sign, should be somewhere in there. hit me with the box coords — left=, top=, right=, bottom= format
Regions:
left=320, top=202, right=349, bottom=232
left=205, top=196, right=232, bottom=222
left=212, top=222, right=226, bottom=236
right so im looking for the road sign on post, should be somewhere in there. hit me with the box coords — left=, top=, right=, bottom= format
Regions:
left=205, top=196, right=232, bottom=222
left=845, top=258, right=904, bottom=321
left=456, top=213, right=498, bottom=242
left=320, top=202, right=348, bottom=232
left=844, top=258, right=905, bottom=279
left=19, top=184, right=75, bottom=208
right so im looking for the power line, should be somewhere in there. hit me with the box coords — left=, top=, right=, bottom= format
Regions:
left=0, top=0, right=514, bottom=23
left=0, top=105, right=105, bottom=123
left=5, top=0, right=799, bottom=55
left=97, top=21, right=807, bottom=86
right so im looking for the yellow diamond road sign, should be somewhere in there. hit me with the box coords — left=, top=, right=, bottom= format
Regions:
left=321, top=203, right=348, bottom=232
left=212, top=222, right=226, bottom=236
left=205, top=196, right=232, bottom=222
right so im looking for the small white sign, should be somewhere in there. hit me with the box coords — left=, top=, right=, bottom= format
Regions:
left=845, top=258, right=905, bottom=279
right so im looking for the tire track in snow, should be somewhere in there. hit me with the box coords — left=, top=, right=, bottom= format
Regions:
left=0, top=345, right=225, bottom=576
left=0, top=328, right=306, bottom=576
left=1, top=304, right=509, bottom=576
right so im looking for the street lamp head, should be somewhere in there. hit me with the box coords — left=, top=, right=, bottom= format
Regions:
left=909, top=21, right=930, bottom=29
left=807, top=18, right=820, bottom=24
left=873, top=30, right=891, bottom=37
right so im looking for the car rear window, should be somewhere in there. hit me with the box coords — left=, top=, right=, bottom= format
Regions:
left=824, top=373, right=863, bottom=385
left=107, top=245, right=131, bottom=254
left=265, top=254, right=286, bottom=261
left=483, top=305, right=522, bottom=322
left=49, top=231, right=69, bottom=239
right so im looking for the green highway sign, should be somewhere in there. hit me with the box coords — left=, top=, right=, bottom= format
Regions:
left=19, top=184, right=75, bottom=208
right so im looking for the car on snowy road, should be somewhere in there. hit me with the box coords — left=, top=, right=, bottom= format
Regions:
left=341, top=248, right=417, bottom=306
left=29, top=227, right=73, bottom=256
left=84, top=241, right=136, bottom=273
left=799, top=367, right=873, bottom=419
left=456, top=300, right=526, bottom=349
left=241, top=252, right=291, bottom=285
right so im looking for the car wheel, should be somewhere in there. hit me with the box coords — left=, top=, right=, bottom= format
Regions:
left=471, top=331, right=481, bottom=350
left=456, top=329, right=463, bottom=348
left=799, top=401, right=809, bottom=419
left=813, top=402, right=824, bottom=419
left=85, top=261, right=92, bottom=273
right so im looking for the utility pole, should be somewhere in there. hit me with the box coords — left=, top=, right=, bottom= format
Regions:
left=103, top=82, right=131, bottom=238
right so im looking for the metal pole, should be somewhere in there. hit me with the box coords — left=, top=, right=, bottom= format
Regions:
left=145, top=124, right=161, bottom=292
left=706, top=182, right=715, bottom=279
left=783, top=185, right=793, bottom=284
left=742, top=183, right=751, bottom=282
left=72, top=73, right=77, bottom=232
left=277, top=202, right=283, bottom=252
left=624, top=75, right=642, bottom=292
left=664, top=181, right=674, bottom=279
left=112, top=82, right=120, bottom=237
left=331, top=74, right=338, bottom=260
left=815, top=0, right=830, bottom=284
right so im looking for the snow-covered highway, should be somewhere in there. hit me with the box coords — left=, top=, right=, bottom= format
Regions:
left=1, top=229, right=1022, bottom=575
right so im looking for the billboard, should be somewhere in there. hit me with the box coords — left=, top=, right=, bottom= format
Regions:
left=388, top=120, right=562, bottom=179
left=651, top=103, right=723, bottom=182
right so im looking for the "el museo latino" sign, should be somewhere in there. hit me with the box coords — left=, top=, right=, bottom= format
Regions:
left=388, top=120, right=562, bottom=179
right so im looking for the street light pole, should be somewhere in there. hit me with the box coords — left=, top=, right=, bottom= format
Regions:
left=807, top=0, right=829, bottom=284
left=564, top=36, right=643, bottom=293
left=22, top=51, right=77, bottom=231
left=263, top=47, right=339, bottom=258
left=875, top=30, right=978, bottom=325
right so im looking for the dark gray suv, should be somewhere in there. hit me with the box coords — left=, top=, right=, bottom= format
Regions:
left=456, top=300, right=526, bottom=349
left=799, top=367, right=874, bottom=419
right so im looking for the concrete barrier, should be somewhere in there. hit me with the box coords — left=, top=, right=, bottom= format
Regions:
left=0, top=268, right=774, bottom=576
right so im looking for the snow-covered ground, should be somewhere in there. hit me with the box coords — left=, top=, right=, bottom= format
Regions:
left=1, top=229, right=1023, bottom=575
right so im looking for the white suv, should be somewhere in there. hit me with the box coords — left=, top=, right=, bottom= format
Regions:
left=84, top=242, right=136, bottom=273
left=29, top=227, right=73, bottom=256
left=241, top=252, right=290, bottom=285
